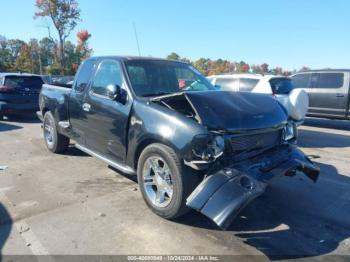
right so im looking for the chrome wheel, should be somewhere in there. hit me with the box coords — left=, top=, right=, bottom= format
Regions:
left=44, top=117, right=54, bottom=147
left=142, top=156, right=174, bottom=208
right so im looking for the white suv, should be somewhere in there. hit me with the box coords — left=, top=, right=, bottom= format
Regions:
left=207, top=74, right=309, bottom=122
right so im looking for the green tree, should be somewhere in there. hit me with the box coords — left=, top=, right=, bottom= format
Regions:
left=34, top=0, right=81, bottom=73
left=14, top=44, right=32, bottom=72
left=28, top=39, right=42, bottom=74
left=39, top=37, right=57, bottom=68
left=192, top=58, right=210, bottom=75
left=166, top=52, right=181, bottom=60
left=7, top=39, right=26, bottom=66
left=0, top=35, right=11, bottom=71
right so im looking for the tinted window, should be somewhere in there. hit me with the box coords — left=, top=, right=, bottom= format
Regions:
left=291, top=73, right=311, bottom=88
left=125, top=60, right=215, bottom=97
left=91, top=60, right=123, bottom=97
left=316, top=73, right=344, bottom=89
left=215, top=78, right=239, bottom=91
left=75, top=59, right=95, bottom=91
left=269, top=78, right=293, bottom=94
left=0, top=77, right=3, bottom=85
left=239, top=78, right=259, bottom=92
left=4, top=76, right=44, bottom=89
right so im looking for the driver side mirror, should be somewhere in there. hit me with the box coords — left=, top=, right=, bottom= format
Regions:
left=106, top=84, right=126, bottom=103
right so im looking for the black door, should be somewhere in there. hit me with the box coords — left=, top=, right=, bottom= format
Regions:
left=83, top=59, right=132, bottom=163
left=69, top=58, right=97, bottom=145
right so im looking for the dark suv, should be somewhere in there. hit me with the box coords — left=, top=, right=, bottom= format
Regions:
left=0, top=73, right=44, bottom=119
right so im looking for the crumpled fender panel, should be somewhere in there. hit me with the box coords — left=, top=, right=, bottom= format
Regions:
left=186, top=146, right=320, bottom=229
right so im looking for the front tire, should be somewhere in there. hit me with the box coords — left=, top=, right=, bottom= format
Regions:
left=137, top=143, right=199, bottom=219
left=43, top=111, right=69, bottom=153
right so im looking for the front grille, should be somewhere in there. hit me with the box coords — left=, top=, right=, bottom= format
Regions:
left=229, top=130, right=282, bottom=155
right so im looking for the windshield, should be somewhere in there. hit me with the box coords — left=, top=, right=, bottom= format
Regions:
left=269, top=77, right=293, bottom=95
left=124, top=60, right=215, bottom=97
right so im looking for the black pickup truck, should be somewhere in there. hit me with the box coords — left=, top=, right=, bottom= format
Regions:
left=38, top=56, right=319, bottom=228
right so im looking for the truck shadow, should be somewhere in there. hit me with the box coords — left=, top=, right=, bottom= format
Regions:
left=0, top=122, right=23, bottom=132
left=0, top=203, right=12, bottom=257
left=298, top=129, right=350, bottom=148
left=64, top=146, right=91, bottom=157
left=177, top=161, right=350, bottom=259
left=303, top=117, right=350, bottom=131
left=3, top=113, right=41, bottom=124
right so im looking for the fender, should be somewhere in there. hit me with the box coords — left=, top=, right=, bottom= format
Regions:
left=125, top=99, right=208, bottom=168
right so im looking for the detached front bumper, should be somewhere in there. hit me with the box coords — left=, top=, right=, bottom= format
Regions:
left=186, top=145, right=320, bottom=229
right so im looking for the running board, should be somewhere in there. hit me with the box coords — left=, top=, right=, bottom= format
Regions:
left=75, top=144, right=135, bottom=175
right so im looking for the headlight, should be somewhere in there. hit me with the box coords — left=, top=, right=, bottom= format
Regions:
left=283, top=121, right=297, bottom=142
left=192, top=134, right=225, bottom=161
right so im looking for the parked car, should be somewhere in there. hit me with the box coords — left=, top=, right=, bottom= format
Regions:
left=207, top=74, right=309, bottom=123
left=291, top=70, right=350, bottom=119
left=37, top=57, right=319, bottom=228
left=0, top=73, right=44, bottom=119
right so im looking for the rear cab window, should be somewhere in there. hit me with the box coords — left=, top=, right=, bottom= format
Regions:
left=4, top=76, right=44, bottom=90
left=239, top=78, right=259, bottom=92
left=269, top=78, right=293, bottom=94
left=215, top=78, right=239, bottom=91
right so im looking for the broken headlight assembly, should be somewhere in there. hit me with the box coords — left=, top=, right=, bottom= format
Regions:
left=283, top=121, right=297, bottom=143
left=191, top=134, right=226, bottom=162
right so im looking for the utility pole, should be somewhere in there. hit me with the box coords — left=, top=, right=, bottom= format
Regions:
left=38, top=50, right=43, bottom=75
left=133, top=22, right=141, bottom=56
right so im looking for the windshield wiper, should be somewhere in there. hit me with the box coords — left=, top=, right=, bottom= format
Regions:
left=142, top=92, right=176, bottom=97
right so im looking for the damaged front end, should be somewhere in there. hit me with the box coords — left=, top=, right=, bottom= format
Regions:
left=151, top=91, right=319, bottom=229
left=186, top=145, right=319, bottom=229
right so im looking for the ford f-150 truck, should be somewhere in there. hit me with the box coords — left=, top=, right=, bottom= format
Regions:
left=37, top=56, right=319, bottom=229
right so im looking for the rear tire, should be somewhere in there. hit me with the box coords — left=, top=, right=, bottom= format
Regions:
left=43, top=111, right=69, bottom=153
left=137, top=143, right=199, bottom=219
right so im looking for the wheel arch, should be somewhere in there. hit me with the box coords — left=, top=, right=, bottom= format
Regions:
left=131, top=137, right=181, bottom=171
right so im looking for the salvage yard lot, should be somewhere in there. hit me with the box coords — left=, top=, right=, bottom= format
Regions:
left=0, top=116, right=350, bottom=259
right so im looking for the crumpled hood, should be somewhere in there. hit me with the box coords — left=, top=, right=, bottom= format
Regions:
left=183, top=91, right=287, bottom=131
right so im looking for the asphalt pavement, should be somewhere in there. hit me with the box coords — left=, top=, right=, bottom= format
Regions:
left=0, top=115, right=349, bottom=260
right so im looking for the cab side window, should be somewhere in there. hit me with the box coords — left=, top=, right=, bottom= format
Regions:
left=91, top=60, right=123, bottom=97
left=316, top=73, right=344, bottom=89
left=75, top=59, right=95, bottom=91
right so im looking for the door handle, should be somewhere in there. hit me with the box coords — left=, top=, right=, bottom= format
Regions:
left=336, top=94, right=345, bottom=98
left=82, top=103, right=91, bottom=112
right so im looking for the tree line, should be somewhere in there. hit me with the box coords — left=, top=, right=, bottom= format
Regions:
left=0, top=0, right=311, bottom=77
left=0, top=0, right=91, bottom=75
left=0, top=32, right=91, bottom=75
left=166, top=52, right=311, bottom=76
